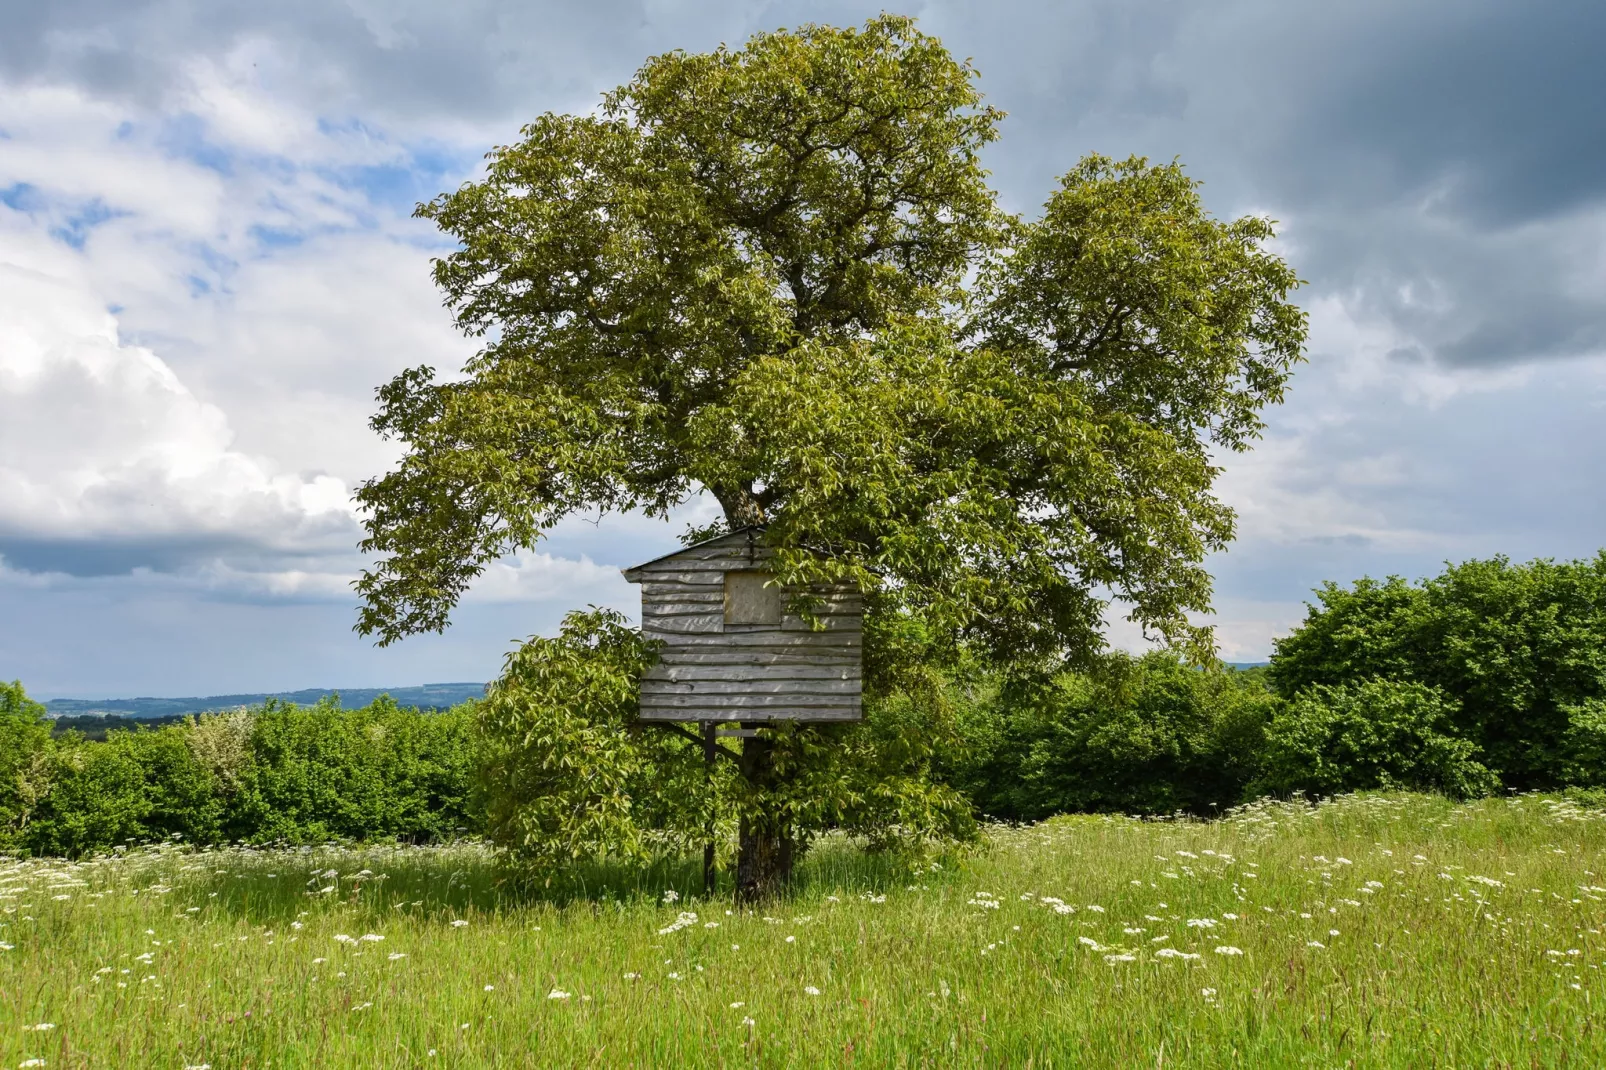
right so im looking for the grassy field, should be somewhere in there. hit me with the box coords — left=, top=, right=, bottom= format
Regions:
left=3, top=793, right=1605, bottom=1068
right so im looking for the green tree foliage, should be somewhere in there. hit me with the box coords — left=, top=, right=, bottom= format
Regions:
left=949, top=655, right=1278, bottom=818
left=233, top=698, right=482, bottom=845
left=356, top=19, right=1305, bottom=665
left=1253, top=679, right=1500, bottom=799
left=24, top=729, right=223, bottom=857
left=0, top=694, right=483, bottom=858
left=0, top=681, right=53, bottom=848
left=478, top=609, right=976, bottom=874
left=478, top=609, right=710, bottom=867
left=352, top=15, right=1305, bottom=891
left=1268, top=554, right=1606, bottom=789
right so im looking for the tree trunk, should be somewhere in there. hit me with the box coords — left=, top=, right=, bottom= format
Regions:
left=734, top=729, right=794, bottom=904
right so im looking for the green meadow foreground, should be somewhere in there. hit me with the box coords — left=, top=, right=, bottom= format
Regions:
left=4, top=795, right=1605, bottom=1068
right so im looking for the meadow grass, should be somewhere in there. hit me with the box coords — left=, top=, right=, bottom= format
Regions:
left=4, top=792, right=1606, bottom=1068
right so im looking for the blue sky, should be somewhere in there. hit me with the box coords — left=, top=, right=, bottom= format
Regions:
left=1, top=0, right=1603, bottom=698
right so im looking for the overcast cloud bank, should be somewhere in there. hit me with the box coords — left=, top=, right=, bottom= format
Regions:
left=1, top=0, right=1602, bottom=694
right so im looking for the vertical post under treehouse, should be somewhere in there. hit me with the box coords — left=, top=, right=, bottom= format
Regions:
left=702, top=720, right=716, bottom=897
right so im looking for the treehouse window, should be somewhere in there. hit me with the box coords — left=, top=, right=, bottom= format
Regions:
left=724, top=570, right=783, bottom=626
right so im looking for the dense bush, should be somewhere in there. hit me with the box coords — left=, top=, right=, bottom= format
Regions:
left=0, top=684, right=483, bottom=858
left=478, top=609, right=977, bottom=872
left=233, top=698, right=482, bottom=844
left=1268, top=554, right=1606, bottom=789
left=0, top=681, right=52, bottom=845
left=1252, top=679, right=1500, bottom=799
left=24, top=728, right=224, bottom=857
left=948, top=653, right=1280, bottom=818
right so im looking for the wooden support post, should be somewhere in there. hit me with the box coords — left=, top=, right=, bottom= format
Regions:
left=702, top=719, right=716, bottom=897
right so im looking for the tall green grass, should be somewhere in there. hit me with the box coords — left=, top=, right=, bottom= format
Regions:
left=4, top=792, right=1605, bottom=1067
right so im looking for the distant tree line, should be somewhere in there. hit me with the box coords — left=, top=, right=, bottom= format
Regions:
left=3, top=552, right=1603, bottom=858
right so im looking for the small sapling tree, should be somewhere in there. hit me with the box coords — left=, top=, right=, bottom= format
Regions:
left=356, top=15, right=1307, bottom=898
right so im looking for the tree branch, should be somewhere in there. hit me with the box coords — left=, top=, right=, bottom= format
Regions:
left=645, top=720, right=743, bottom=764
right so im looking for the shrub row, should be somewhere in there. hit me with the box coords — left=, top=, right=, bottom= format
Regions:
left=948, top=553, right=1606, bottom=816
left=0, top=685, right=482, bottom=857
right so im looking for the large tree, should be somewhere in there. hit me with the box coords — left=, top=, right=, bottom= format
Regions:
left=356, top=15, right=1306, bottom=897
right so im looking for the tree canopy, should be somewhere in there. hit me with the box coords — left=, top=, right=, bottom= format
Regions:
left=1268, top=553, right=1606, bottom=790
left=355, top=14, right=1307, bottom=676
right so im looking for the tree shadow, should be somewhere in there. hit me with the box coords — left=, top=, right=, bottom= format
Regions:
left=157, top=834, right=960, bottom=924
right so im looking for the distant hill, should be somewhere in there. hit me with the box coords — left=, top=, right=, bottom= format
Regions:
left=42, top=682, right=487, bottom=720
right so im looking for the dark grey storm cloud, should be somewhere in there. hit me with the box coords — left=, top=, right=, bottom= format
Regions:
left=7, top=0, right=1597, bottom=369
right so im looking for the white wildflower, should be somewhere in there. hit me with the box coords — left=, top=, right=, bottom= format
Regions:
left=547, top=989, right=571, bottom=1000
left=450, top=920, right=469, bottom=928
left=1186, top=918, right=1217, bottom=929
left=1214, top=946, right=1244, bottom=956
left=804, top=985, right=821, bottom=996
left=360, top=933, right=384, bottom=942
left=658, top=912, right=699, bottom=936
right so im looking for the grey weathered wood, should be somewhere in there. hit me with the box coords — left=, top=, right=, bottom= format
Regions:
left=643, top=680, right=862, bottom=698
left=655, top=651, right=859, bottom=666
left=723, top=570, right=784, bottom=625
left=655, top=663, right=859, bottom=681
left=644, top=630, right=858, bottom=648
left=623, top=527, right=863, bottom=722
left=640, top=707, right=862, bottom=722
left=641, top=689, right=860, bottom=705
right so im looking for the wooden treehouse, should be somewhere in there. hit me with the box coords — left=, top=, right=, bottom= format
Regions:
left=621, top=528, right=863, bottom=723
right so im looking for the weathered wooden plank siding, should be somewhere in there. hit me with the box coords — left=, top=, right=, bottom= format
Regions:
left=655, top=663, right=859, bottom=681
left=643, top=676, right=860, bottom=691
left=642, top=690, right=867, bottom=706
left=624, top=529, right=863, bottom=721
left=638, top=707, right=862, bottom=722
